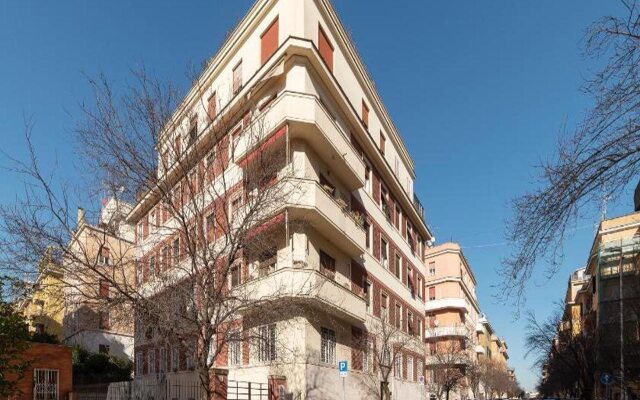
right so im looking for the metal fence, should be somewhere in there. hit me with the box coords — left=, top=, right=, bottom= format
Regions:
left=72, top=379, right=268, bottom=400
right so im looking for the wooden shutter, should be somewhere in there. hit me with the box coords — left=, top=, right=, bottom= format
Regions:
left=380, top=131, right=386, bottom=154
left=362, top=101, right=369, bottom=128
left=261, top=17, right=279, bottom=65
left=207, top=92, right=217, bottom=121
left=428, top=286, right=435, bottom=300
left=318, top=25, right=334, bottom=72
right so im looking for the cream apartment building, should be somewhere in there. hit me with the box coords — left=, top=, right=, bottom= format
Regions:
left=63, top=198, right=136, bottom=359
left=128, top=0, right=433, bottom=398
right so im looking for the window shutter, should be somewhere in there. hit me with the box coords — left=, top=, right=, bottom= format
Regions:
left=318, top=25, right=334, bottom=72
left=261, top=17, right=279, bottom=65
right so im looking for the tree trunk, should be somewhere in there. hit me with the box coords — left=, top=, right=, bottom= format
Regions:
left=446, top=388, right=450, bottom=400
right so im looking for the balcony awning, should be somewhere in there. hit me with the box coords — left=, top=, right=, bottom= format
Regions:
left=237, top=125, right=287, bottom=168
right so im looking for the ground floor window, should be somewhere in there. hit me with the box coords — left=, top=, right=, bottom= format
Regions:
left=34, top=369, right=59, bottom=400
left=321, top=327, right=336, bottom=364
left=228, top=330, right=241, bottom=366
left=257, top=324, right=277, bottom=362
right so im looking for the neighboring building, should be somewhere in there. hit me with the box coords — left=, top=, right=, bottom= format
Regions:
left=128, top=0, right=433, bottom=398
left=63, top=198, right=136, bottom=359
left=17, top=253, right=65, bottom=341
left=560, top=267, right=589, bottom=336
left=0, top=343, right=73, bottom=400
left=424, top=242, right=481, bottom=399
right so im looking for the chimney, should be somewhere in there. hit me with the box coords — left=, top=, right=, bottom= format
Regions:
left=635, top=180, right=640, bottom=212
left=77, top=207, right=86, bottom=226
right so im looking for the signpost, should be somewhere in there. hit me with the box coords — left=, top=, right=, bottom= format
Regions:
left=601, top=372, right=613, bottom=400
left=419, top=375, right=425, bottom=400
left=339, top=361, right=348, bottom=400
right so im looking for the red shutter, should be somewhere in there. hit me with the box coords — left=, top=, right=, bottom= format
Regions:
left=99, top=279, right=110, bottom=298
left=208, top=92, right=217, bottom=121
left=261, top=17, right=279, bottom=65
left=318, top=25, right=334, bottom=72
left=380, top=131, right=386, bottom=154
left=429, top=286, right=435, bottom=300
left=362, top=101, right=369, bottom=128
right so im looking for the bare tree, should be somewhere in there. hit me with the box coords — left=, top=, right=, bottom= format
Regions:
left=0, top=65, right=319, bottom=398
left=425, top=333, right=472, bottom=400
left=525, top=308, right=597, bottom=400
left=500, top=0, right=640, bottom=306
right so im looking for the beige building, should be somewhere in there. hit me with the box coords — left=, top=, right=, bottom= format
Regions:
left=63, top=198, right=136, bottom=359
left=128, top=0, right=434, bottom=398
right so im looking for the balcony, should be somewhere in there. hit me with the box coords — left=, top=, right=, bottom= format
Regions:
left=283, top=179, right=366, bottom=257
left=241, top=267, right=366, bottom=323
left=424, top=297, right=470, bottom=313
left=235, top=91, right=365, bottom=192
left=424, top=325, right=469, bottom=339
left=475, top=345, right=486, bottom=354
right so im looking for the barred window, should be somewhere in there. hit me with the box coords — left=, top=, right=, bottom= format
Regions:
left=171, top=346, right=179, bottom=372
left=362, top=339, right=372, bottom=373
left=148, top=349, right=156, bottom=374
left=320, top=327, right=336, bottom=364
left=135, top=351, right=144, bottom=376
left=407, top=355, right=414, bottom=381
left=257, top=324, right=276, bottom=362
left=394, top=353, right=403, bottom=378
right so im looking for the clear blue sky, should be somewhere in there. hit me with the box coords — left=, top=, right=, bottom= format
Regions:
left=0, top=0, right=633, bottom=391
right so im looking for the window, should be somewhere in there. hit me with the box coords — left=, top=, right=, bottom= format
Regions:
left=362, top=100, right=369, bottom=128
left=206, top=212, right=216, bottom=242
left=429, top=261, right=436, bottom=276
left=172, top=238, right=180, bottom=265
left=98, top=246, right=110, bottom=265
left=162, top=246, right=170, bottom=272
left=148, top=349, right=156, bottom=374
left=257, top=324, right=277, bottom=362
left=320, top=250, right=336, bottom=278
left=428, top=286, right=436, bottom=301
left=381, top=292, right=388, bottom=321
left=417, top=359, right=424, bottom=381
left=136, top=260, right=143, bottom=284
left=408, top=267, right=415, bottom=297
left=363, top=279, right=371, bottom=311
left=364, top=165, right=372, bottom=194
left=35, top=323, right=45, bottom=334
left=380, top=131, right=386, bottom=154
left=230, top=264, right=241, bottom=287
left=381, top=238, right=388, bottom=268
left=408, top=311, right=414, bottom=335
left=149, top=256, right=156, bottom=277
left=230, top=195, right=242, bottom=221
left=320, top=327, right=336, bottom=364
left=381, top=186, right=391, bottom=221
left=395, top=303, right=402, bottom=329
left=159, top=347, right=167, bottom=373
left=319, top=173, right=335, bottom=196
left=395, top=353, right=403, bottom=378
left=364, top=220, right=371, bottom=250
left=407, top=355, right=414, bottom=381
left=171, top=346, right=179, bottom=372
left=394, top=254, right=401, bottom=279
left=318, top=24, right=334, bottom=71
left=99, top=344, right=110, bottom=354
left=136, top=352, right=144, bottom=375
left=261, top=17, right=279, bottom=64
left=208, top=92, right=217, bottom=121
left=34, top=369, right=59, bottom=400
left=258, top=247, right=277, bottom=277
left=232, top=61, right=243, bottom=94
left=362, top=339, right=372, bottom=373
left=99, top=312, right=110, bottom=330
left=417, top=318, right=423, bottom=338
left=99, top=279, right=110, bottom=299
left=395, top=205, right=401, bottom=229
left=228, top=330, right=241, bottom=366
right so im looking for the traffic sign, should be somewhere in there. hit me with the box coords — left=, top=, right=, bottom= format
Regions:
left=601, top=372, right=613, bottom=385
left=418, top=375, right=425, bottom=386
left=339, top=360, right=348, bottom=377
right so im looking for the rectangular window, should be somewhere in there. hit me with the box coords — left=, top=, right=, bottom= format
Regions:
left=381, top=238, right=388, bottom=268
left=428, top=286, right=436, bottom=301
left=99, top=312, right=110, bottom=330
left=162, top=246, right=170, bottom=272
left=148, top=349, right=156, bottom=374
left=159, top=347, right=167, bottom=373
left=429, top=261, right=436, bottom=276
left=206, top=212, right=216, bottom=243
left=395, top=353, right=403, bottom=378
left=363, top=339, right=372, bottom=373
left=362, top=101, right=369, bottom=128
left=232, top=61, right=243, bottom=94
left=364, top=279, right=371, bottom=311
left=381, top=186, right=391, bottom=221
left=98, top=246, right=110, bottom=265
left=99, top=279, right=110, bottom=299
left=408, top=311, right=414, bottom=335
left=171, top=346, right=179, bottom=372
left=364, top=165, right=372, bottom=194
left=230, top=264, right=241, bottom=287
left=395, top=303, right=402, bottom=329
left=320, top=327, right=336, bottom=364
left=320, top=250, right=336, bottom=278
left=380, top=131, right=386, bottom=154
left=230, top=195, right=242, bottom=221
left=208, top=92, right=217, bottom=121
left=395, top=254, right=401, bottom=279
left=364, top=220, right=371, bottom=250
left=395, top=205, right=401, bottom=228
left=257, top=324, right=277, bottom=362
left=172, top=238, right=180, bottom=265
left=381, top=292, right=388, bottom=321
left=149, top=256, right=156, bottom=277
left=261, top=17, right=279, bottom=65
left=407, top=355, right=414, bottom=381
left=318, top=24, right=334, bottom=72
left=188, top=116, right=198, bottom=146
left=258, top=247, right=278, bottom=277
left=136, top=352, right=144, bottom=375
left=417, top=359, right=424, bottom=381
left=228, top=330, right=241, bottom=366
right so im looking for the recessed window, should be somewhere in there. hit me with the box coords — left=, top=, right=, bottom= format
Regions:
left=429, top=261, right=436, bottom=276
left=261, top=17, right=279, bottom=65
left=228, top=330, right=241, bottom=366
left=188, top=115, right=198, bottom=146
left=362, top=101, right=369, bottom=128
left=428, top=286, right=436, bottom=301
left=318, top=25, right=334, bottom=72
left=99, top=279, right=110, bottom=299
left=381, top=238, right=388, bottom=268
left=320, top=250, right=336, bottom=278
left=321, top=327, right=336, bottom=364
left=380, top=131, right=386, bottom=154
left=98, top=246, right=110, bottom=265
left=233, top=61, right=243, bottom=94
left=257, top=324, right=277, bottom=362
left=395, top=254, right=401, bottom=279
left=230, top=264, right=241, bottom=287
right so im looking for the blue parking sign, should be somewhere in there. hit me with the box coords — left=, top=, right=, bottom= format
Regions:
left=339, top=360, right=348, bottom=377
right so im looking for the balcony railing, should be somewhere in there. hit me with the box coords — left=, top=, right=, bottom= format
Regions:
left=424, top=325, right=469, bottom=339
